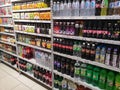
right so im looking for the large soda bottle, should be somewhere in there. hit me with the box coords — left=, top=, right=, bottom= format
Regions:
left=75, top=21, right=80, bottom=36
left=100, top=46, right=106, bottom=63
left=95, top=45, right=101, bottom=62
left=98, top=69, right=107, bottom=89
left=80, top=0, right=85, bottom=16
left=85, top=0, right=91, bottom=16
left=95, top=0, right=102, bottom=16
left=113, top=0, right=118, bottom=15
left=80, top=63, right=87, bottom=81
left=73, top=41, right=77, bottom=56
left=111, top=48, right=118, bottom=67
left=81, top=42, right=86, bottom=58
left=90, top=43, right=96, bottom=61
left=86, top=65, right=93, bottom=84
left=106, top=71, right=115, bottom=90
left=85, top=42, right=91, bottom=59
left=74, top=61, right=80, bottom=80
left=101, top=0, right=108, bottom=16
left=90, top=0, right=96, bottom=16
left=105, top=47, right=112, bottom=65
left=92, top=67, right=100, bottom=86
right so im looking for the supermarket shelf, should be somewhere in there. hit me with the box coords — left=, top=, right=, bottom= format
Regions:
left=20, top=70, right=52, bottom=88
left=1, top=59, right=17, bottom=70
left=17, top=41, right=51, bottom=53
left=0, top=40, right=16, bottom=47
left=0, top=32, right=15, bottom=36
left=0, top=48, right=17, bottom=57
left=53, top=51, right=120, bottom=73
left=15, top=31, right=51, bottom=38
left=53, top=16, right=120, bottom=20
left=0, top=24, right=13, bottom=28
left=14, top=20, right=51, bottom=23
left=0, top=15, right=12, bottom=18
left=18, top=56, right=51, bottom=71
left=53, top=34, right=120, bottom=45
left=54, top=70, right=100, bottom=90
left=13, top=8, right=51, bottom=12
left=0, top=4, right=11, bottom=8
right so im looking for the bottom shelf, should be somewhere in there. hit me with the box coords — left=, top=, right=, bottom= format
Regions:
left=20, top=70, right=52, bottom=89
left=54, top=70, right=100, bottom=90
left=0, top=59, right=18, bottom=71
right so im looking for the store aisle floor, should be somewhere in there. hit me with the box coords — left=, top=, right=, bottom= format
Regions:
left=0, top=63, right=48, bottom=90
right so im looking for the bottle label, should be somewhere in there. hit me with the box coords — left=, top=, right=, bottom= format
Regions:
left=100, top=76, right=106, bottom=83
left=96, top=3, right=101, bottom=8
left=75, top=68, right=80, bottom=75
left=81, top=68, right=86, bottom=76
left=93, top=72, right=99, bottom=81
left=107, top=79, right=114, bottom=87
left=87, top=70, right=92, bottom=78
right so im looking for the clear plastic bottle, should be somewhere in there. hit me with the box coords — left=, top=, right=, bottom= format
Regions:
left=67, top=0, right=72, bottom=16
left=74, top=0, right=80, bottom=16
left=53, top=2, right=57, bottom=16
left=80, top=0, right=85, bottom=16
left=63, top=0, right=68, bottom=16
left=56, top=1, right=60, bottom=16
left=90, top=0, right=96, bottom=16
left=85, top=0, right=91, bottom=16
left=59, top=1, right=64, bottom=16
left=72, top=0, right=76, bottom=16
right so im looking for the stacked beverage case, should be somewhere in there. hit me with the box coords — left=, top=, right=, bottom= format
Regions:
left=53, top=0, right=120, bottom=16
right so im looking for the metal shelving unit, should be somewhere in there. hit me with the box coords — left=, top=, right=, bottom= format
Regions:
left=0, top=24, right=13, bottom=28
left=11, top=0, right=53, bottom=89
left=0, top=15, right=12, bottom=18
left=0, top=4, right=11, bottom=8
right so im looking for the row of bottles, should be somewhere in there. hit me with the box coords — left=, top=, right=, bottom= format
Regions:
left=54, top=55, right=120, bottom=90
left=53, top=0, right=120, bottom=16
left=33, top=65, right=52, bottom=86
left=18, top=45, right=52, bottom=69
left=35, top=50, right=52, bottom=69
left=54, top=55, right=75, bottom=77
left=53, top=38, right=120, bottom=68
left=74, top=61, right=120, bottom=90
left=54, top=20, right=120, bottom=41
left=17, top=34, right=51, bottom=50
left=0, top=43, right=16, bottom=54
left=54, top=74, right=91, bottom=90
left=14, top=23, right=51, bottom=34
left=18, top=60, right=52, bottom=86
left=2, top=52, right=17, bottom=65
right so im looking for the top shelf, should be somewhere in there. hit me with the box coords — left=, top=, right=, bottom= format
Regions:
left=0, top=4, right=11, bottom=8
left=12, top=8, right=51, bottom=13
left=53, top=16, right=120, bottom=20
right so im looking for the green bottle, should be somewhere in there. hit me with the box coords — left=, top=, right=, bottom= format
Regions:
left=92, top=67, right=100, bottom=86
left=101, top=0, right=108, bottom=16
left=80, top=63, right=87, bottom=82
left=86, top=65, right=93, bottom=84
left=114, top=73, right=120, bottom=90
left=98, top=69, right=107, bottom=89
left=74, top=61, right=80, bottom=80
left=106, top=71, right=115, bottom=90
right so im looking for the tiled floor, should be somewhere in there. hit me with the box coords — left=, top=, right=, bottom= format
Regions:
left=0, top=62, right=49, bottom=90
